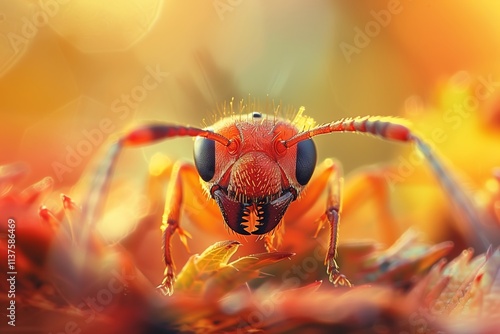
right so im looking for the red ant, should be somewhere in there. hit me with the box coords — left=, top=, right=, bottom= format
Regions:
left=81, top=102, right=494, bottom=296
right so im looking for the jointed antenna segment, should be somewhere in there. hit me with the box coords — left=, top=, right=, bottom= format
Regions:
left=285, top=116, right=411, bottom=147
left=122, top=124, right=230, bottom=147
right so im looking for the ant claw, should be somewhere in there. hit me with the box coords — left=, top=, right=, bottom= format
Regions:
left=156, top=282, right=174, bottom=296
left=329, top=273, right=352, bottom=287
left=157, top=265, right=175, bottom=296
left=326, top=259, right=352, bottom=287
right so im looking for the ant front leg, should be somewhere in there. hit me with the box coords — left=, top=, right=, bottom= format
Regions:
left=294, top=159, right=352, bottom=286
left=298, top=161, right=402, bottom=287
left=319, top=160, right=352, bottom=287
left=158, top=162, right=197, bottom=296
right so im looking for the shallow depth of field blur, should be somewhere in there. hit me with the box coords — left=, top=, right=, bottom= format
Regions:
left=1, top=1, right=500, bottom=333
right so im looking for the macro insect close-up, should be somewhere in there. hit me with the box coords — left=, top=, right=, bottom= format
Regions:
left=2, top=1, right=500, bottom=333
left=92, top=102, right=480, bottom=297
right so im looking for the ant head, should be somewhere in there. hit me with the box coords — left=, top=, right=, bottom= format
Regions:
left=193, top=112, right=317, bottom=235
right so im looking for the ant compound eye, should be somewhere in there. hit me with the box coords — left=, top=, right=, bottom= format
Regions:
left=295, top=139, right=317, bottom=185
left=193, top=136, right=216, bottom=182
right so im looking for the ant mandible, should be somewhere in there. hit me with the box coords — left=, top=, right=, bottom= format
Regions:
left=81, top=101, right=489, bottom=296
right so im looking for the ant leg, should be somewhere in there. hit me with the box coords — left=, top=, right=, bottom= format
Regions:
left=296, top=160, right=395, bottom=286
left=342, top=166, right=400, bottom=246
left=157, top=162, right=198, bottom=296
left=412, top=136, right=495, bottom=250
left=321, top=161, right=352, bottom=287
left=291, top=159, right=352, bottom=286
left=146, top=155, right=223, bottom=231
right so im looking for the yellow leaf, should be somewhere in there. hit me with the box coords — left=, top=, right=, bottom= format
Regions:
left=195, top=240, right=241, bottom=273
left=175, top=255, right=198, bottom=292
left=230, top=252, right=295, bottom=271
